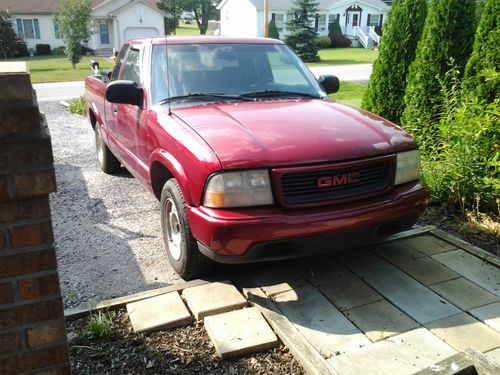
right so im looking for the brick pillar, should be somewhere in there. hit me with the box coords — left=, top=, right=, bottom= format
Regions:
left=0, top=62, right=70, bottom=374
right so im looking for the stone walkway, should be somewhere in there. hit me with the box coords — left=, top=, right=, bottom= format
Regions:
left=120, top=228, right=500, bottom=374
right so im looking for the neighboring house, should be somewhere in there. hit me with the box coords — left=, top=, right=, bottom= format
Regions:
left=218, top=0, right=390, bottom=48
left=2, top=0, right=165, bottom=55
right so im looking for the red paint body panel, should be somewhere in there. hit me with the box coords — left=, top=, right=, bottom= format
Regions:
left=85, top=37, right=428, bottom=261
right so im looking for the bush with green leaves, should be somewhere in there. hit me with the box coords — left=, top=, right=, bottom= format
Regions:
left=328, top=17, right=342, bottom=38
left=54, top=0, right=93, bottom=68
left=0, top=10, right=18, bottom=59
left=420, top=67, right=499, bottom=214
left=402, top=0, right=477, bottom=136
left=317, top=36, right=331, bottom=49
left=330, top=35, right=351, bottom=48
left=68, top=96, right=87, bottom=116
left=285, top=0, right=320, bottom=62
left=362, top=0, right=427, bottom=124
left=86, top=310, right=114, bottom=338
left=268, top=18, right=280, bottom=39
left=36, top=44, right=51, bottom=55
left=463, top=0, right=499, bottom=103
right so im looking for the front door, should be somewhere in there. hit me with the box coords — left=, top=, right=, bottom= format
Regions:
left=99, top=20, right=111, bottom=45
left=345, top=9, right=362, bottom=36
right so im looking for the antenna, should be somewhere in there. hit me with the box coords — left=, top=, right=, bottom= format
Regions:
left=165, top=38, right=172, bottom=116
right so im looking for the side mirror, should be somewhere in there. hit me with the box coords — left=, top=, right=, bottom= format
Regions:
left=318, top=74, right=340, bottom=94
left=106, top=80, right=143, bottom=107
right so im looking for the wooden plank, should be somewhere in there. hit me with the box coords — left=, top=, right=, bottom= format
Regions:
left=64, top=279, right=210, bottom=321
left=431, top=229, right=500, bottom=268
left=233, top=274, right=338, bottom=375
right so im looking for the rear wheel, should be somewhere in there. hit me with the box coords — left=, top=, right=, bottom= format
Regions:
left=161, top=178, right=212, bottom=279
left=95, top=125, right=120, bottom=174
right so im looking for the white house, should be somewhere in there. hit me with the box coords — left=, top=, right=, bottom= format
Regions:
left=2, top=0, right=165, bottom=55
left=218, top=0, right=390, bottom=47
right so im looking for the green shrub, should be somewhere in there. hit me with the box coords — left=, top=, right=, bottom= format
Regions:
left=362, top=0, right=427, bottom=124
left=68, top=96, right=87, bottom=116
left=317, top=36, right=331, bottom=49
left=463, top=0, right=499, bottom=103
left=420, top=68, right=500, bottom=213
left=328, top=17, right=342, bottom=38
left=52, top=46, right=66, bottom=55
left=13, top=39, right=28, bottom=57
left=402, top=0, right=477, bottom=135
left=285, top=0, right=320, bottom=62
left=330, top=34, right=351, bottom=48
left=86, top=310, right=113, bottom=338
left=268, top=18, right=280, bottom=39
left=36, top=44, right=51, bottom=55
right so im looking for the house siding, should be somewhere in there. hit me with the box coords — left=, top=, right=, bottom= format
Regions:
left=12, top=15, right=65, bottom=51
left=220, top=0, right=258, bottom=37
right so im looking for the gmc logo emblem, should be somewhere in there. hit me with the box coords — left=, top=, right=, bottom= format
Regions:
left=317, top=172, right=361, bottom=188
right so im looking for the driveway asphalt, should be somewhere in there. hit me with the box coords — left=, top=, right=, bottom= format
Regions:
left=33, top=64, right=373, bottom=101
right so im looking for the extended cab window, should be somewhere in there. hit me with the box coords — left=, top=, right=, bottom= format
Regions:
left=121, top=48, right=141, bottom=84
left=110, top=44, right=129, bottom=81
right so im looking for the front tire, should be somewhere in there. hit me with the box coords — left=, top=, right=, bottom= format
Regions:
left=95, top=125, right=120, bottom=174
left=161, top=178, right=212, bottom=279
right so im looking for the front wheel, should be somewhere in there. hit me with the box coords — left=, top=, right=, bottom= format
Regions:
left=160, top=179, right=212, bottom=279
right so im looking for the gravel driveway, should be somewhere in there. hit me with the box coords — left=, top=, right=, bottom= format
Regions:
left=41, top=102, right=184, bottom=308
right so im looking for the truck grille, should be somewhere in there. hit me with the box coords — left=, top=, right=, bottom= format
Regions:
left=280, top=160, right=392, bottom=206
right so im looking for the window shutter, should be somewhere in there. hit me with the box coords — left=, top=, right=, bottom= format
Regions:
left=315, top=14, right=319, bottom=29
left=16, top=19, right=23, bottom=38
left=33, top=19, right=40, bottom=39
left=367, top=14, right=371, bottom=26
left=379, top=14, right=383, bottom=26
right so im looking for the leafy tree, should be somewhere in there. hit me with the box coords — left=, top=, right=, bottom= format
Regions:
left=0, top=9, right=18, bottom=59
left=156, top=0, right=183, bottom=35
left=463, top=0, right=499, bottom=102
left=54, top=0, right=93, bottom=69
left=401, top=0, right=476, bottom=133
left=285, top=0, right=320, bottom=62
left=268, top=18, right=280, bottom=39
left=182, top=0, right=219, bottom=35
left=362, top=0, right=427, bottom=124
left=328, top=17, right=342, bottom=38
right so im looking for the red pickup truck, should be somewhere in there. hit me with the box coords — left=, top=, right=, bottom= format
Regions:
left=85, top=36, right=428, bottom=279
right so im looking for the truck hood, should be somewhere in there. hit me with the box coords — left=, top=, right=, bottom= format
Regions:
left=172, top=99, right=416, bottom=169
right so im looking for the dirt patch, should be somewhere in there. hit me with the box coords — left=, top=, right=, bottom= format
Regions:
left=68, top=309, right=304, bottom=375
left=418, top=206, right=499, bottom=256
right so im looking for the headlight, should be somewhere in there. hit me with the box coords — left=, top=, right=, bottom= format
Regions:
left=203, top=170, right=274, bottom=208
left=395, top=150, right=421, bottom=185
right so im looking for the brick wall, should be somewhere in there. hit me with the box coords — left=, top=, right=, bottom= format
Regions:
left=0, top=62, right=70, bottom=374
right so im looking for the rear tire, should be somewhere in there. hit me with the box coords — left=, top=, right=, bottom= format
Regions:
left=161, top=178, right=212, bottom=280
left=95, top=125, right=120, bottom=174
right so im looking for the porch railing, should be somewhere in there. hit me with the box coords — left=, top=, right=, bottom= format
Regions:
left=355, top=27, right=371, bottom=48
left=369, top=26, right=380, bottom=44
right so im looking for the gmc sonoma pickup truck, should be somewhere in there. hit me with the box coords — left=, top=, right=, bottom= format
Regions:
left=85, top=36, right=428, bottom=279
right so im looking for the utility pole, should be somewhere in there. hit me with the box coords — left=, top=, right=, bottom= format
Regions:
left=264, top=0, right=269, bottom=37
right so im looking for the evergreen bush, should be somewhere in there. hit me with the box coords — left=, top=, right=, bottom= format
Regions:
left=36, top=44, right=51, bottom=55
left=317, top=36, right=331, bottom=49
left=285, top=0, right=320, bottom=62
left=268, top=18, right=280, bottom=39
left=361, top=0, right=427, bottom=124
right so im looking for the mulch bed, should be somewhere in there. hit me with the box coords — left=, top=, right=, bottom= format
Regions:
left=67, top=309, right=305, bottom=375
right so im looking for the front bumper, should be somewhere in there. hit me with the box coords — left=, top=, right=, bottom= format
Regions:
left=186, top=181, right=428, bottom=263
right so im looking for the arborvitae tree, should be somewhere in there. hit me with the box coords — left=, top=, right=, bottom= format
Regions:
left=285, top=0, right=320, bottom=62
left=268, top=18, right=280, bottom=39
left=362, top=0, right=427, bottom=124
left=401, top=0, right=476, bottom=132
left=329, top=17, right=342, bottom=38
left=0, top=10, right=18, bottom=59
left=463, top=0, right=499, bottom=102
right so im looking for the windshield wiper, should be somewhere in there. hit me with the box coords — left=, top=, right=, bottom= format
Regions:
left=159, top=93, right=252, bottom=104
left=239, top=90, right=321, bottom=99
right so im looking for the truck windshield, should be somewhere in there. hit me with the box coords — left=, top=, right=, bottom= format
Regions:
left=151, top=43, right=325, bottom=105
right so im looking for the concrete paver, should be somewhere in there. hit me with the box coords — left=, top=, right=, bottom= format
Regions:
left=318, top=272, right=382, bottom=312
left=433, top=250, right=500, bottom=296
left=204, top=307, right=279, bottom=358
left=295, top=255, right=352, bottom=285
left=274, top=286, right=371, bottom=358
left=486, top=347, right=500, bottom=365
left=126, top=292, right=191, bottom=333
left=359, top=264, right=461, bottom=324
left=469, top=302, right=500, bottom=332
left=400, top=235, right=457, bottom=256
left=425, top=312, right=500, bottom=352
left=370, top=241, right=426, bottom=265
left=182, top=281, right=248, bottom=320
left=345, top=300, right=419, bottom=342
left=249, top=266, right=308, bottom=297
left=396, top=257, right=459, bottom=286
left=333, top=247, right=389, bottom=273
left=430, top=277, right=499, bottom=311
left=327, top=328, right=457, bottom=375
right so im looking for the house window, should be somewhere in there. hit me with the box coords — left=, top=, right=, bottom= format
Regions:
left=316, top=14, right=326, bottom=32
left=275, top=13, right=284, bottom=31
left=54, top=22, right=61, bottom=39
left=368, top=14, right=380, bottom=26
left=16, top=18, right=41, bottom=39
left=99, top=20, right=110, bottom=45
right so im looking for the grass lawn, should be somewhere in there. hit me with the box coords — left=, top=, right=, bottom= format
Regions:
left=7, top=55, right=114, bottom=83
left=330, top=81, right=366, bottom=107
left=307, top=48, right=378, bottom=67
left=174, top=23, right=201, bottom=36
